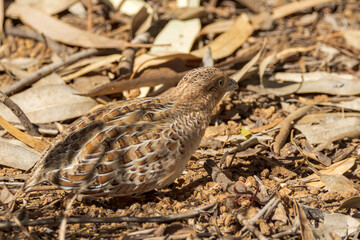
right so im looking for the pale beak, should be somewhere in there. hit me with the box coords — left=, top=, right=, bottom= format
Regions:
left=226, top=78, right=239, bottom=92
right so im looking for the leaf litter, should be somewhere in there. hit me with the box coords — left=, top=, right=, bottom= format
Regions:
left=0, top=0, right=360, bottom=239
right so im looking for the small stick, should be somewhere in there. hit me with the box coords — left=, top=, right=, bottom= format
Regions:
left=235, top=215, right=268, bottom=240
left=273, top=105, right=313, bottom=154
left=59, top=193, right=79, bottom=240
left=3, top=48, right=100, bottom=96
left=119, top=33, right=150, bottom=76
left=0, top=91, right=40, bottom=136
left=86, top=0, right=93, bottom=31
left=237, top=197, right=278, bottom=239
left=0, top=203, right=216, bottom=230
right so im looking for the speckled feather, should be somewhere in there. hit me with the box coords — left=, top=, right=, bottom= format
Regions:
left=23, top=67, right=238, bottom=197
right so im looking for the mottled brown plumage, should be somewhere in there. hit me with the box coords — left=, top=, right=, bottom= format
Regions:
left=24, top=67, right=238, bottom=197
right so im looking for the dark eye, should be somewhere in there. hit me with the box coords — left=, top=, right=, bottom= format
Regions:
left=217, top=78, right=224, bottom=86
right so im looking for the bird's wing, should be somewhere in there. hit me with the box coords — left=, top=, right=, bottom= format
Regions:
left=24, top=98, right=183, bottom=196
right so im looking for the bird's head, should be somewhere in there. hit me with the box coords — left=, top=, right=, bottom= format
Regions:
left=175, top=67, right=238, bottom=111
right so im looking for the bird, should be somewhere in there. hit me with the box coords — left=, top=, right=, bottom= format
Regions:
left=22, top=67, right=238, bottom=197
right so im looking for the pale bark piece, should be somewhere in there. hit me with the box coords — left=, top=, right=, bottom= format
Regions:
left=15, top=0, right=78, bottom=15
left=0, top=138, right=41, bottom=170
left=342, top=30, right=360, bottom=50
left=267, top=72, right=360, bottom=96
left=259, top=46, right=316, bottom=82
left=191, top=14, right=254, bottom=59
left=271, top=0, right=337, bottom=20
left=151, top=19, right=201, bottom=53
left=177, top=0, right=200, bottom=8
left=0, top=84, right=97, bottom=124
left=295, top=117, right=360, bottom=144
left=331, top=98, right=360, bottom=112
left=6, top=3, right=129, bottom=49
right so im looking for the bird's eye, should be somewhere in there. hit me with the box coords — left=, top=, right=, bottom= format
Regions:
left=217, top=78, right=224, bottom=86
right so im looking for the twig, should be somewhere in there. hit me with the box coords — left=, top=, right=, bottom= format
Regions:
left=204, top=159, right=244, bottom=195
left=119, top=33, right=150, bottom=76
left=271, top=226, right=299, bottom=238
left=59, top=193, right=79, bottom=240
left=236, top=198, right=278, bottom=240
left=273, top=105, right=313, bottom=154
left=11, top=214, right=34, bottom=240
left=3, top=48, right=100, bottom=96
left=0, top=203, right=216, bottom=230
left=86, top=0, right=93, bottom=31
left=204, top=159, right=270, bottom=204
left=0, top=91, right=40, bottom=136
left=234, top=210, right=268, bottom=240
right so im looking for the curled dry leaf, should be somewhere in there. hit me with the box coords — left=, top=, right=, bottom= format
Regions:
left=303, top=157, right=356, bottom=188
left=198, top=19, right=235, bottom=36
left=82, top=67, right=186, bottom=97
left=62, top=54, right=124, bottom=82
left=191, top=14, right=253, bottom=59
left=270, top=72, right=360, bottom=96
left=134, top=52, right=199, bottom=73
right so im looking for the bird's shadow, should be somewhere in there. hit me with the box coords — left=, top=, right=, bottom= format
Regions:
left=76, top=175, right=212, bottom=210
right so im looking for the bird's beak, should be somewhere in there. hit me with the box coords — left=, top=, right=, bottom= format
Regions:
left=226, top=78, right=239, bottom=92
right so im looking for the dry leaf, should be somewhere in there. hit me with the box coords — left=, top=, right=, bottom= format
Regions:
left=230, top=41, right=265, bottom=82
left=191, top=14, right=253, bottom=59
left=62, top=54, right=124, bottom=82
left=318, top=213, right=360, bottom=238
left=0, top=84, right=97, bottom=124
left=339, top=196, right=360, bottom=209
left=134, top=52, right=199, bottom=73
left=303, top=157, right=356, bottom=188
left=6, top=3, right=131, bottom=49
left=131, top=6, right=153, bottom=36
left=320, top=174, right=358, bottom=197
left=15, top=0, right=78, bottom=15
left=83, top=67, right=186, bottom=97
left=0, top=138, right=41, bottom=170
left=198, top=19, right=235, bottom=36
